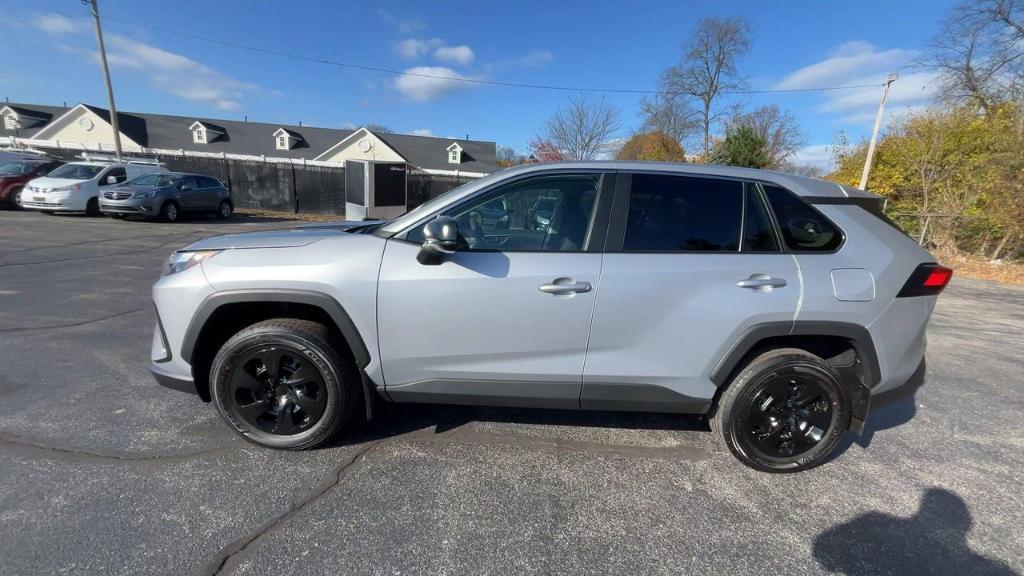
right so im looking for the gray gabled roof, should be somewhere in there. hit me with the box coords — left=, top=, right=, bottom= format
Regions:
left=0, top=103, right=68, bottom=137
left=3, top=101, right=497, bottom=173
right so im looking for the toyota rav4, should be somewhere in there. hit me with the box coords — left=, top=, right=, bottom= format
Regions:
left=150, top=162, right=950, bottom=472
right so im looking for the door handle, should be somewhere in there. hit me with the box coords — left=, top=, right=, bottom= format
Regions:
left=539, top=277, right=592, bottom=295
left=737, top=273, right=788, bottom=289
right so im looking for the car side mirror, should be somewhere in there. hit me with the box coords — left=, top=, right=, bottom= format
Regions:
left=180, top=184, right=193, bottom=192
left=417, top=216, right=459, bottom=265
left=105, top=176, right=118, bottom=185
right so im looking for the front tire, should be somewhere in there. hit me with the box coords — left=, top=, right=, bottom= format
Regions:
left=711, top=348, right=849, bottom=473
left=86, top=196, right=100, bottom=216
left=210, top=319, right=356, bottom=450
left=159, top=201, right=180, bottom=222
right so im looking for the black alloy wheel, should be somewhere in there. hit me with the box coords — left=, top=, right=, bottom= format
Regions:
left=226, top=345, right=328, bottom=436
left=742, top=372, right=834, bottom=459
left=210, top=318, right=357, bottom=450
left=712, top=348, right=849, bottom=472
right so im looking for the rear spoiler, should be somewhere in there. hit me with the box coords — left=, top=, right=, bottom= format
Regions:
left=802, top=195, right=905, bottom=234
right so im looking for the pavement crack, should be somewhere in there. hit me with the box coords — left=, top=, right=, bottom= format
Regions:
left=0, top=308, right=147, bottom=333
left=0, top=431, right=239, bottom=464
left=198, top=440, right=382, bottom=576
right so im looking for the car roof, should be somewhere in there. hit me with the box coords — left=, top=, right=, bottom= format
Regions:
left=380, top=160, right=879, bottom=235
left=497, top=161, right=877, bottom=199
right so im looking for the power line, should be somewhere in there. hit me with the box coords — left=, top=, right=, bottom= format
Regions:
left=101, top=16, right=886, bottom=96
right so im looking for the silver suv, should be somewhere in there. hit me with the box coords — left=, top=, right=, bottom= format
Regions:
left=150, top=162, right=950, bottom=472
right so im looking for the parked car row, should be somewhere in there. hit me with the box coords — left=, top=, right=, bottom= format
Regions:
left=1, top=153, right=234, bottom=222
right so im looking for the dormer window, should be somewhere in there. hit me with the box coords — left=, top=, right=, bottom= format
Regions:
left=189, top=121, right=223, bottom=145
left=447, top=142, right=463, bottom=164
left=3, top=114, right=17, bottom=130
left=273, top=128, right=303, bottom=151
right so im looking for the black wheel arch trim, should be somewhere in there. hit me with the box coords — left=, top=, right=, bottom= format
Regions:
left=710, top=321, right=880, bottom=432
left=180, top=289, right=371, bottom=369
left=710, top=321, right=879, bottom=388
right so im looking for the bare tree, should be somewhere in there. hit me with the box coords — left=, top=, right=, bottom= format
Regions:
left=638, top=91, right=700, bottom=146
left=932, top=0, right=1024, bottom=109
left=539, top=93, right=621, bottom=160
left=496, top=145, right=526, bottom=167
left=726, top=105, right=805, bottom=168
left=364, top=123, right=393, bottom=134
left=661, top=16, right=751, bottom=157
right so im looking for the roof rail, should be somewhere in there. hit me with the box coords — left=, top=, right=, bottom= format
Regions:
left=78, top=151, right=164, bottom=166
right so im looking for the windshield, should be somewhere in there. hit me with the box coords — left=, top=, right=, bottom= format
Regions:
left=46, top=164, right=105, bottom=180
left=0, top=162, right=36, bottom=175
left=128, top=173, right=180, bottom=187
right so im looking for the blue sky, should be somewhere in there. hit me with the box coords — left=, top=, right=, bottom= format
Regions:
left=1, top=0, right=958, bottom=168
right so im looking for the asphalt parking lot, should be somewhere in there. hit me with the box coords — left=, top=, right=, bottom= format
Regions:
left=1, top=210, right=1022, bottom=576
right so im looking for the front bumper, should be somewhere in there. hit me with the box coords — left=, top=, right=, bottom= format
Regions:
left=101, top=198, right=159, bottom=216
left=21, top=200, right=81, bottom=212
left=151, top=363, right=196, bottom=394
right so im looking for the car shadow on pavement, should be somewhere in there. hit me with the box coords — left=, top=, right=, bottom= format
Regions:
left=813, top=488, right=1018, bottom=575
left=830, top=394, right=918, bottom=460
left=324, top=402, right=710, bottom=449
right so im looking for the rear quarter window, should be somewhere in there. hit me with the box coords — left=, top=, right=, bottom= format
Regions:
left=762, top=184, right=843, bottom=252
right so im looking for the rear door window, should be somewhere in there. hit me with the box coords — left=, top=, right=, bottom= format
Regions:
left=762, top=184, right=843, bottom=252
left=624, top=174, right=742, bottom=252
left=741, top=185, right=780, bottom=252
left=197, top=176, right=220, bottom=188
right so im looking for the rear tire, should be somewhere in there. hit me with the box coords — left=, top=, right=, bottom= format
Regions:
left=9, top=187, right=23, bottom=210
left=86, top=196, right=100, bottom=216
left=711, top=348, right=849, bottom=473
left=210, top=319, right=356, bottom=450
left=159, top=201, right=180, bottom=223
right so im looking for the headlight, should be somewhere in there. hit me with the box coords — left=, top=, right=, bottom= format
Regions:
left=163, top=250, right=222, bottom=276
left=54, top=184, right=81, bottom=193
left=134, top=190, right=157, bottom=198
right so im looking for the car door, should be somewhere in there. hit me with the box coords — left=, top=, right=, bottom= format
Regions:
left=195, top=176, right=222, bottom=209
left=376, top=171, right=614, bottom=408
left=581, top=172, right=800, bottom=412
left=176, top=176, right=200, bottom=211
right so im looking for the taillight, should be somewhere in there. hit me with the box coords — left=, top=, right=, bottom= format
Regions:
left=897, top=263, right=953, bottom=297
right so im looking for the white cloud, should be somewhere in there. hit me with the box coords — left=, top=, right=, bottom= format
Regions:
left=775, top=41, right=940, bottom=129
left=378, top=10, right=426, bottom=34
left=433, top=45, right=474, bottom=66
left=515, top=50, right=554, bottom=67
left=33, top=13, right=80, bottom=34
left=821, top=71, right=939, bottom=113
left=775, top=41, right=916, bottom=90
left=792, top=144, right=835, bottom=170
left=410, top=128, right=434, bottom=136
left=395, top=38, right=442, bottom=59
left=394, top=66, right=474, bottom=102
left=104, top=35, right=258, bottom=110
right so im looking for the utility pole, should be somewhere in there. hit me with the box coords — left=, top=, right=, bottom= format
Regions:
left=83, top=0, right=123, bottom=159
left=859, top=73, right=897, bottom=190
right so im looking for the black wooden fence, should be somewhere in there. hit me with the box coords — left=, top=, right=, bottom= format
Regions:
left=407, top=170, right=474, bottom=210
left=38, top=147, right=476, bottom=216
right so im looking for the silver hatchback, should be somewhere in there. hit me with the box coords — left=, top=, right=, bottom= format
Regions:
left=150, top=162, right=949, bottom=472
